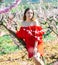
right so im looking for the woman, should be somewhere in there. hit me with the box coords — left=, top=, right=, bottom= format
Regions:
left=6, top=8, right=44, bottom=65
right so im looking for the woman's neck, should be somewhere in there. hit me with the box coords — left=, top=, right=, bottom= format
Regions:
left=26, top=19, right=31, bottom=22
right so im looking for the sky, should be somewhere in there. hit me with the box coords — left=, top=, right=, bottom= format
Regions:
left=1, top=0, right=58, bottom=3
left=31, top=0, right=39, bottom=2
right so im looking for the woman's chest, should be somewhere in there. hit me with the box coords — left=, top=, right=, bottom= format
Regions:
left=22, top=22, right=36, bottom=27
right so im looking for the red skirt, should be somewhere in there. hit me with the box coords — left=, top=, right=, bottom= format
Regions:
left=16, top=26, right=44, bottom=58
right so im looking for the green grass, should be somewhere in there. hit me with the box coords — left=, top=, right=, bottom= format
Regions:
left=0, top=35, right=20, bottom=55
left=43, top=33, right=57, bottom=42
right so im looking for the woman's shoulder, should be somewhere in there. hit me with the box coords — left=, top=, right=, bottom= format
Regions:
left=34, top=19, right=40, bottom=26
left=21, top=20, right=40, bottom=27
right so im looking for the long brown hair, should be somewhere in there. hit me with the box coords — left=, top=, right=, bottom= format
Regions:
left=23, top=8, right=35, bottom=21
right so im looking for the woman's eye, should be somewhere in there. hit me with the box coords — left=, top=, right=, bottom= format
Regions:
left=28, top=12, right=33, bottom=14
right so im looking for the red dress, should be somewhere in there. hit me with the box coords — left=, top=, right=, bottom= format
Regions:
left=16, top=25, right=44, bottom=58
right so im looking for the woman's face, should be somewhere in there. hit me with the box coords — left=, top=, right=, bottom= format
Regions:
left=26, top=9, right=34, bottom=20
